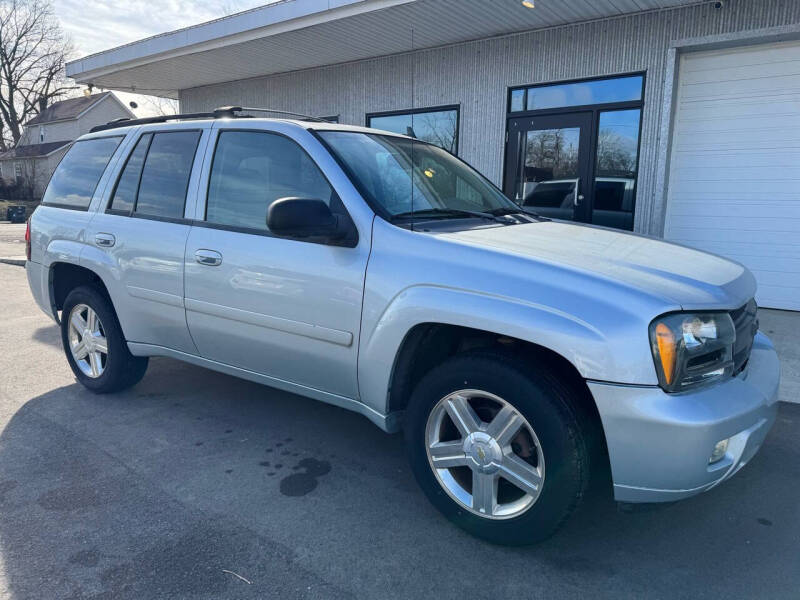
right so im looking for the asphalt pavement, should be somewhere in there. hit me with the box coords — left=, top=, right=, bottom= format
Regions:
left=0, top=260, right=799, bottom=599
left=0, top=222, right=26, bottom=265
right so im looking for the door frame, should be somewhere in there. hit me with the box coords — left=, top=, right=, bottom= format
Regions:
left=502, top=72, right=646, bottom=226
left=504, top=111, right=593, bottom=222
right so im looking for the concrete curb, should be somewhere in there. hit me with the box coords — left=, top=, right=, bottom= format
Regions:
left=0, top=258, right=25, bottom=267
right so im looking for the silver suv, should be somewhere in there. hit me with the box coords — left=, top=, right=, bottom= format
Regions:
left=25, top=109, right=780, bottom=545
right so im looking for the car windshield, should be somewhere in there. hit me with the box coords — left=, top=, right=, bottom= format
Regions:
left=318, top=131, right=520, bottom=219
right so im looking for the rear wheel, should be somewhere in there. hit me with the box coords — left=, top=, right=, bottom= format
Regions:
left=405, top=352, right=590, bottom=545
left=61, top=286, right=148, bottom=393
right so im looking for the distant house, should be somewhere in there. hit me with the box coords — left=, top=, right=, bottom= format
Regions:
left=0, top=92, right=134, bottom=198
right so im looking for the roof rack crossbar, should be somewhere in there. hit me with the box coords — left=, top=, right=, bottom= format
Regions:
left=90, top=105, right=334, bottom=133
left=237, top=107, right=332, bottom=122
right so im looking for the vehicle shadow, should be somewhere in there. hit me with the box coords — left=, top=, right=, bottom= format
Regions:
left=0, top=357, right=797, bottom=599
left=31, top=323, right=62, bottom=350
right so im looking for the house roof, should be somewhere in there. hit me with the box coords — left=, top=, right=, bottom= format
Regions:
left=0, top=141, right=71, bottom=160
left=65, top=0, right=700, bottom=99
left=25, top=92, right=111, bottom=126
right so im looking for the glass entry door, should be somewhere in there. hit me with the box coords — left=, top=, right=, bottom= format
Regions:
left=504, top=112, right=593, bottom=223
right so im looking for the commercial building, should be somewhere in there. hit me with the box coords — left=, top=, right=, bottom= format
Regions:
left=66, top=0, right=800, bottom=309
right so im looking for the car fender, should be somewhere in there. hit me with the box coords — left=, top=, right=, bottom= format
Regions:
left=358, top=283, right=628, bottom=417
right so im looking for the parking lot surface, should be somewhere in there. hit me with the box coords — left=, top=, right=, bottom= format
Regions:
left=0, top=223, right=26, bottom=262
left=1, top=261, right=799, bottom=599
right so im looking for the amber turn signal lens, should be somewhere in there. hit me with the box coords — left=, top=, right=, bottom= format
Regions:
left=655, top=322, right=676, bottom=385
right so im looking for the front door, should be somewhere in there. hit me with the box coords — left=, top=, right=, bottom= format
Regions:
left=504, top=112, right=592, bottom=223
left=183, top=125, right=370, bottom=400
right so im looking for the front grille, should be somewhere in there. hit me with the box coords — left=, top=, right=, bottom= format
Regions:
left=730, top=298, right=758, bottom=375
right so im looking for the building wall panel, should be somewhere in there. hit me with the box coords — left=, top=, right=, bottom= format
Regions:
left=181, top=0, right=800, bottom=235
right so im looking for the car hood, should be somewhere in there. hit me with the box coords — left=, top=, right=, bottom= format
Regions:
left=437, top=221, right=755, bottom=309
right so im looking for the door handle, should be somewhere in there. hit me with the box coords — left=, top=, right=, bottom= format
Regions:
left=573, top=179, right=583, bottom=207
left=95, top=233, right=115, bottom=247
left=195, top=249, right=223, bottom=266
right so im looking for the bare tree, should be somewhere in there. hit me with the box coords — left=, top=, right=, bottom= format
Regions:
left=0, top=0, right=73, bottom=151
left=138, top=95, right=178, bottom=117
left=596, top=128, right=637, bottom=176
left=415, top=111, right=458, bottom=153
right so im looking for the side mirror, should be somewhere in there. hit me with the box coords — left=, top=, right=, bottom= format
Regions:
left=267, top=197, right=352, bottom=243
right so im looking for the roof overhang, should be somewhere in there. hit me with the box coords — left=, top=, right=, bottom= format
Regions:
left=66, top=0, right=701, bottom=99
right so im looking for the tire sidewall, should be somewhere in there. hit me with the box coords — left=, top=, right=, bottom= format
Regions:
left=405, top=353, right=586, bottom=545
left=61, top=286, right=128, bottom=393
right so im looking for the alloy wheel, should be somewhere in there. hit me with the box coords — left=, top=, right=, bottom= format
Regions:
left=425, top=389, right=545, bottom=519
left=67, top=303, right=108, bottom=378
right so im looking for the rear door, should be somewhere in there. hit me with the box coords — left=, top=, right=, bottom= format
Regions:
left=183, top=123, right=370, bottom=399
left=87, top=123, right=210, bottom=353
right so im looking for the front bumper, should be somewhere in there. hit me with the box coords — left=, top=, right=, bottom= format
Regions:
left=589, top=332, right=780, bottom=503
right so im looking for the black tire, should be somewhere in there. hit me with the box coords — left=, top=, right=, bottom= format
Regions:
left=61, top=285, right=148, bottom=393
left=405, top=351, right=590, bottom=545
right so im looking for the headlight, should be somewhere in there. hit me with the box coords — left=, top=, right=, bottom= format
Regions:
left=649, top=312, right=736, bottom=392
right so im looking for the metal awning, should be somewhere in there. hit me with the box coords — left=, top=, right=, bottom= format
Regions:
left=66, top=0, right=701, bottom=99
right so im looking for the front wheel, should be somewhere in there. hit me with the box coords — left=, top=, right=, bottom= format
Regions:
left=405, top=352, right=590, bottom=545
left=61, top=285, right=148, bottom=393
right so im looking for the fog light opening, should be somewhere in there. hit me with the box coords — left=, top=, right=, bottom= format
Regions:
left=709, top=438, right=729, bottom=464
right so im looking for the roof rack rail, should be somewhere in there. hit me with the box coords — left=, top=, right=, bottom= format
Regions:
left=236, top=107, right=333, bottom=123
left=90, top=106, right=241, bottom=133
left=90, top=105, right=334, bottom=133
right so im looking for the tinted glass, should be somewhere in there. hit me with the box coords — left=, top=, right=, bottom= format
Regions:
left=592, top=109, right=640, bottom=230
left=135, top=131, right=200, bottom=219
left=206, top=131, right=333, bottom=231
left=509, top=75, right=643, bottom=112
left=109, top=134, right=151, bottom=213
left=320, top=131, right=516, bottom=217
left=509, top=89, right=526, bottom=112
left=368, top=108, right=458, bottom=153
left=41, top=137, right=122, bottom=208
left=519, top=128, right=580, bottom=219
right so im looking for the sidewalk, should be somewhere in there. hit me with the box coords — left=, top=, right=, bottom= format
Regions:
left=760, top=309, right=800, bottom=405
left=0, top=221, right=27, bottom=266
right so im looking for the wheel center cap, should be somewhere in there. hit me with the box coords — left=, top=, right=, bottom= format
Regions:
left=464, top=432, right=502, bottom=473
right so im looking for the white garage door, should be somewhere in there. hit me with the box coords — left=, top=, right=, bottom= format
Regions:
left=664, top=40, right=800, bottom=310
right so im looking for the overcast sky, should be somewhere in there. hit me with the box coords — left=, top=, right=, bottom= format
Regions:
left=53, top=0, right=269, bottom=115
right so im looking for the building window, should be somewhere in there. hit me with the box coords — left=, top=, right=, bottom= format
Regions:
left=14, top=162, right=23, bottom=178
left=39, top=127, right=45, bottom=142
left=367, top=106, right=459, bottom=154
left=504, top=74, right=644, bottom=231
left=508, top=75, right=643, bottom=114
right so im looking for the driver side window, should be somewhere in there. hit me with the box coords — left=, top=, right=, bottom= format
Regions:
left=205, top=130, right=334, bottom=231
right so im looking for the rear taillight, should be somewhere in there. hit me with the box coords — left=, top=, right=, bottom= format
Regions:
left=25, top=217, right=31, bottom=261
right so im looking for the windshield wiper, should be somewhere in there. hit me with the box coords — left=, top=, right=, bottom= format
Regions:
left=488, top=207, right=545, bottom=220
left=392, top=208, right=510, bottom=223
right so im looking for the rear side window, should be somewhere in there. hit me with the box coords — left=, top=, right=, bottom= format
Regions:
left=136, top=131, right=201, bottom=218
left=42, top=136, right=123, bottom=209
left=205, top=131, right=333, bottom=231
left=108, top=130, right=201, bottom=219
left=109, top=134, right=151, bottom=213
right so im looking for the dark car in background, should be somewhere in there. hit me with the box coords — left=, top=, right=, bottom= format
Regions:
left=5, top=205, right=26, bottom=223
